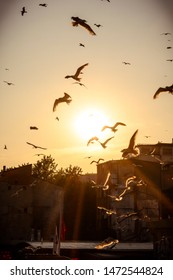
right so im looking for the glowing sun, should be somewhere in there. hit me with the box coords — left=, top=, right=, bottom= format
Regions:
left=74, top=109, right=108, bottom=141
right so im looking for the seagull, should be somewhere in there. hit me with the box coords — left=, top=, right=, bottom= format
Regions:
left=98, top=136, right=114, bottom=148
left=4, top=81, right=14, bottom=86
left=153, top=84, right=173, bottom=99
left=90, top=158, right=104, bottom=165
left=87, top=136, right=99, bottom=146
left=39, top=3, right=47, bottom=7
left=71, top=16, right=96, bottom=35
left=161, top=32, right=171, bottom=35
left=30, top=126, right=38, bottom=130
left=97, top=207, right=117, bottom=216
left=53, top=92, right=72, bottom=112
left=101, top=122, right=126, bottom=133
left=91, top=172, right=111, bottom=190
left=122, top=61, right=131, bottom=65
left=65, top=63, right=88, bottom=82
left=21, top=7, right=27, bottom=16
left=95, top=237, right=119, bottom=250
left=26, top=142, right=47, bottom=150
left=34, top=153, right=45, bottom=156
left=121, top=129, right=139, bottom=158
left=94, top=23, right=102, bottom=28
left=79, top=43, right=85, bottom=47
left=167, top=46, right=172, bottom=49
left=73, top=82, right=87, bottom=88
left=166, top=59, right=173, bottom=62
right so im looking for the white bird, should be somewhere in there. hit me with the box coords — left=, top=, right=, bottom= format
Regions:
left=98, top=136, right=114, bottom=148
left=91, top=172, right=111, bottom=190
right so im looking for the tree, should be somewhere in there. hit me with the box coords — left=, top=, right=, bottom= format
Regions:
left=32, top=155, right=58, bottom=181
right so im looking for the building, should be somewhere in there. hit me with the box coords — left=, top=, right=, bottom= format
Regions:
left=95, top=141, right=173, bottom=241
left=0, top=165, right=63, bottom=243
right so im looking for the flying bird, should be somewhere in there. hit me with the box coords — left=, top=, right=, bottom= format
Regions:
left=121, top=129, right=139, bottom=158
left=97, top=207, right=117, bottom=216
left=26, top=142, right=47, bottom=150
left=153, top=84, right=173, bottom=99
left=101, top=122, right=126, bottom=133
left=30, top=126, right=38, bottom=130
left=4, top=145, right=7, bottom=150
left=94, top=23, right=102, bottom=28
left=87, top=136, right=99, bottom=146
left=21, top=7, right=27, bottom=16
left=73, top=82, right=87, bottom=88
left=53, top=92, right=72, bottom=112
left=71, top=16, right=96, bottom=35
left=167, top=46, right=172, bottom=49
left=91, top=172, right=111, bottom=190
left=39, top=3, right=47, bottom=7
left=65, top=63, right=88, bottom=82
left=161, top=32, right=171, bottom=35
left=166, top=59, right=173, bottom=62
left=34, top=153, right=45, bottom=156
left=4, top=81, right=14, bottom=86
left=79, top=43, right=85, bottom=47
left=98, top=136, right=114, bottom=148
left=90, top=158, right=104, bottom=165
left=122, top=61, right=131, bottom=65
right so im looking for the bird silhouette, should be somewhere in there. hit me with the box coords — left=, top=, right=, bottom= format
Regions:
left=34, top=153, right=45, bottom=156
left=30, top=126, right=38, bottom=130
left=26, top=142, right=47, bottom=150
left=87, top=136, right=99, bottom=146
left=65, top=63, right=88, bottom=82
left=21, top=7, right=27, bottom=16
left=166, top=59, right=173, bottom=62
left=39, top=3, right=47, bottom=7
left=153, top=84, right=173, bottom=99
left=4, top=145, right=7, bottom=150
left=71, top=17, right=96, bottom=35
left=122, top=61, right=131, bottom=65
left=90, top=158, right=104, bottom=165
left=94, top=23, right=102, bottom=28
left=79, top=43, right=85, bottom=47
left=4, top=81, right=14, bottom=86
left=73, top=82, right=87, bottom=88
left=121, top=129, right=139, bottom=158
left=101, top=122, right=126, bottom=133
left=167, top=46, right=172, bottom=49
left=98, top=136, right=114, bottom=148
left=53, top=92, right=72, bottom=112
left=161, top=32, right=171, bottom=35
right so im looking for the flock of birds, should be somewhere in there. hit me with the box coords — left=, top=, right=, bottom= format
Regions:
left=2, top=2, right=173, bottom=169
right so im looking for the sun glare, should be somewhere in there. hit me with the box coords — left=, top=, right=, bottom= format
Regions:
left=74, top=109, right=109, bottom=141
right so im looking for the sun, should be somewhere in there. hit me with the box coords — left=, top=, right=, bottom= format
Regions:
left=74, top=109, right=109, bottom=141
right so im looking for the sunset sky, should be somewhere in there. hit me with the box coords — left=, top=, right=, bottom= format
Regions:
left=0, top=0, right=173, bottom=174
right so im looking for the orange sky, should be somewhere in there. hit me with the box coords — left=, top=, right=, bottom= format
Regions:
left=0, top=0, right=173, bottom=173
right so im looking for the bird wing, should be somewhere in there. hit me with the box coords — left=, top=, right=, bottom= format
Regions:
left=78, top=21, right=96, bottom=35
left=74, top=63, right=88, bottom=78
left=104, top=172, right=111, bottom=186
left=53, top=99, right=59, bottom=112
left=26, top=142, right=36, bottom=148
left=113, top=122, right=126, bottom=128
left=90, top=160, right=97, bottom=164
left=103, top=136, right=114, bottom=145
left=64, top=92, right=71, bottom=99
left=101, top=125, right=111, bottom=131
left=128, top=130, right=138, bottom=149
left=153, top=87, right=165, bottom=99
